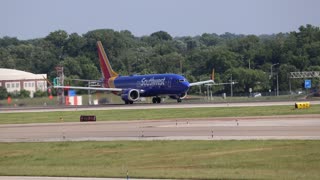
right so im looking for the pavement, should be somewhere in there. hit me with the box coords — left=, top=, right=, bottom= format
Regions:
left=1, top=114, right=320, bottom=142
left=1, top=100, right=320, bottom=113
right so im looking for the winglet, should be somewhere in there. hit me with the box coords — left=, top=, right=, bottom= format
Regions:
left=97, top=41, right=118, bottom=80
left=211, top=68, right=215, bottom=81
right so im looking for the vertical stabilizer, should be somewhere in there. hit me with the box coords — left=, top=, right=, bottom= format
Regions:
left=97, top=41, right=118, bottom=82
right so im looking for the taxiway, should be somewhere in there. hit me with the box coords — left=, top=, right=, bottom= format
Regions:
left=1, top=100, right=320, bottom=113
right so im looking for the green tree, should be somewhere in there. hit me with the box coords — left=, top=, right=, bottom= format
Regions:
left=305, top=41, right=320, bottom=66
left=64, top=33, right=86, bottom=57
left=226, top=68, right=269, bottom=93
left=0, top=87, right=8, bottom=100
left=45, top=30, right=68, bottom=47
left=150, top=52, right=184, bottom=74
left=62, top=57, right=83, bottom=77
left=150, top=31, right=172, bottom=41
left=81, top=63, right=100, bottom=80
left=199, top=33, right=221, bottom=47
left=0, top=36, right=19, bottom=47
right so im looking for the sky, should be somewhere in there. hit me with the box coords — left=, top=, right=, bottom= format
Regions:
left=1, top=0, right=320, bottom=40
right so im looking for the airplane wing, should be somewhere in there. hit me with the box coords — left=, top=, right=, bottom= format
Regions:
left=53, top=85, right=122, bottom=92
left=189, top=68, right=215, bottom=86
left=189, top=80, right=214, bottom=87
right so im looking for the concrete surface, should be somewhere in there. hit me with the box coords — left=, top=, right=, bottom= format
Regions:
left=1, top=115, right=320, bottom=142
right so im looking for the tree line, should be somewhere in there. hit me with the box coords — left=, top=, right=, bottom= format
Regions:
left=0, top=24, right=319, bottom=95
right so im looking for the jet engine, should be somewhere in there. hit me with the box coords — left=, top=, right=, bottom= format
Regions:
left=121, top=89, right=140, bottom=103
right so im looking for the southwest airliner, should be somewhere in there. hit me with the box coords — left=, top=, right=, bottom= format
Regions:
left=54, top=41, right=214, bottom=104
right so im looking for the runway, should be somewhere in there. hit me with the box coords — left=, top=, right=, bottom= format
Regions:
left=0, top=177, right=160, bottom=180
left=1, top=114, right=320, bottom=142
left=1, top=100, right=320, bottom=113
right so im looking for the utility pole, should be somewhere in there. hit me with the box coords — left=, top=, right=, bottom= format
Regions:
left=88, top=81, right=91, bottom=105
left=55, top=66, right=64, bottom=104
left=270, top=63, right=279, bottom=96
left=276, top=73, right=279, bottom=96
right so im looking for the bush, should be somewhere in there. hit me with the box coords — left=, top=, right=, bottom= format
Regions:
left=0, top=87, right=8, bottom=100
left=34, top=90, right=48, bottom=98
left=8, top=91, right=19, bottom=98
left=18, top=89, right=30, bottom=98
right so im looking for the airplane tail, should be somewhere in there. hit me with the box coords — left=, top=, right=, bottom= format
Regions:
left=97, top=41, right=118, bottom=82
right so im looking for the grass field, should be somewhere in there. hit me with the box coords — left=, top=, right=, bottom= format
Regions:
left=0, top=104, right=319, bottom=124
left=0, top=140, right=319, bottom=179
left=1, top=104, right=319, bottom=179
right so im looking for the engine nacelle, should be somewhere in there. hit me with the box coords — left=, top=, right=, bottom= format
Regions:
left=121, top=89, right=140, bottom=102
left=169, top=92, right=187, bottom=100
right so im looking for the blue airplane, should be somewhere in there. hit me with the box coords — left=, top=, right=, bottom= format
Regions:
left=54, top=41, right=214, bottom=104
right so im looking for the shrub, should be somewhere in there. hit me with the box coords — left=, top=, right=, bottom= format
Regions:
left=0, top=87, right=8, bottom=100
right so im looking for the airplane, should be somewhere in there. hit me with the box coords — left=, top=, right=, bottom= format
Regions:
left=54, top=41, right=214, bottom=104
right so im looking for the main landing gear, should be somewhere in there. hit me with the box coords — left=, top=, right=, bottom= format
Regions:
left=124, top=100, right=133, bottom=104
left=152, top=97, right=161, bottom=104
left=152, top=97, right=182, bottom=103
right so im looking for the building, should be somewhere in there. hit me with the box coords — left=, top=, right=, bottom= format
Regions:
left=0, top=68, right=47, bottom=97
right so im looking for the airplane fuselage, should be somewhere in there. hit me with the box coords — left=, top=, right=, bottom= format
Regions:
left=107, top=74, right=190, bottom=97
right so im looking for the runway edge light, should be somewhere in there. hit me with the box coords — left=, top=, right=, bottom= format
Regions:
left=295, top=102, right=310, bottom=109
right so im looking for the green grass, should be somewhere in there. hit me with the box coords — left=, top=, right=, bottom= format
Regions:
left=0, top=140, right=319, bottom=179
left=0, top=105, right=319, bottom=124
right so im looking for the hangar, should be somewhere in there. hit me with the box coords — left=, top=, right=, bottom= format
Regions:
left=0, top=68, right=47, bottom=97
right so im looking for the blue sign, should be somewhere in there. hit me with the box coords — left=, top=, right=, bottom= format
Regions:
left=304, top=80, right=311, bottom=89
left=68, top=90, right=76, bottom=96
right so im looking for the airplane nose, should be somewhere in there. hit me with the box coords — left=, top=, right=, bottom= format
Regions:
left=183, top=81, right=190, bottom=91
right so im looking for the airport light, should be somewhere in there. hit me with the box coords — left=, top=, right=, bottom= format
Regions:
left=226, top=74, right=234, bottom=97
left=230, top=74, right=233, bottom=97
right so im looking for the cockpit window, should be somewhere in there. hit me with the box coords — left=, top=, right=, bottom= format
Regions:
left=179, top=79, right=185, bottom=82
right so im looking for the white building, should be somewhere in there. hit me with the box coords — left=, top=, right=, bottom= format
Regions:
left=0, top=68, right=47, bottom=97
